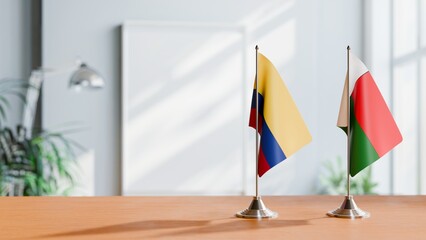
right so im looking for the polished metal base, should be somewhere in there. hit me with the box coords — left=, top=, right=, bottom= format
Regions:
left=327, top=195, right=370, bottom=219
left=236, top=196, right=278, bottom=219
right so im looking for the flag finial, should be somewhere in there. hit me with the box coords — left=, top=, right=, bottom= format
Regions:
left=347, top=45, right=351, bottom=50
left=255, top=45, right=259, bottom=50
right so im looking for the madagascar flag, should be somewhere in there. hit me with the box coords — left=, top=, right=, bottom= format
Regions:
left=249, top=53, right=311, bottom=177
left=337, top=51, right=402, bottom=177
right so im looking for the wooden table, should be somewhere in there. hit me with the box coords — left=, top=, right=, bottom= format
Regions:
left=0, top=196, right=425, bottom=239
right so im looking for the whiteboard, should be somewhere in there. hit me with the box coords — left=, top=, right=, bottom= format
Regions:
left=121, top=21, right=248, bottom=195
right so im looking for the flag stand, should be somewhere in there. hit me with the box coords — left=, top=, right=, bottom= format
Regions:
left=236, top=196, right=277, bottom=218
left=236, top=45, right=277, bottom=219
left=326, top=46, right=369, bottom=219
left=327, top=195, right=369, bottom=218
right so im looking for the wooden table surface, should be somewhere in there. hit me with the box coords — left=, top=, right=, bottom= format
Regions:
left=1, top=196, right=425, bottom=239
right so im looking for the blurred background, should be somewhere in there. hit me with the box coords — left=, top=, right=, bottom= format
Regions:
left=0, top=0, right=424, bottom=196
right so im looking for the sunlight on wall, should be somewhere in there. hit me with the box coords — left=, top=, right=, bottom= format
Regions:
left=172, top=32, right=243, bottom=79
left=240, top=0, right=294, bottom=31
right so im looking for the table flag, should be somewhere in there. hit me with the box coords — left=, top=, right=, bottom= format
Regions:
left=337, top=51, right=403, bottom=177
left=249, top=53, right=311, bottom=177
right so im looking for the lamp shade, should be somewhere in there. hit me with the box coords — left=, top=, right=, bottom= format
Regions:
left=69, top=63, right=104, bottom=90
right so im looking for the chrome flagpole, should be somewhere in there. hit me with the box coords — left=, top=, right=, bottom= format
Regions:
left=236, top=45, right=277, bottom=219
left=256, top=44, right=259, bottom=199
left=327, top=46, right=369, bottom=219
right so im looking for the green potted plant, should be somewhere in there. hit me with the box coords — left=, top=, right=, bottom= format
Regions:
left=0, top=79, right=80, bottom=196
left=318, top=156, right=378, bottom=195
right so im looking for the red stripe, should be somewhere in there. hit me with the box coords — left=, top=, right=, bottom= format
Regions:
left=249, top=108, right=263, bottom=134
left=351, top=72, right=403, bottom=157
left=258, top=147, right=270, bottom=177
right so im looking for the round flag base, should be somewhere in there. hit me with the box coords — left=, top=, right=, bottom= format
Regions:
left=236, top=196, right=278, bottom=219
left=327, top=195, right=370, bottom=219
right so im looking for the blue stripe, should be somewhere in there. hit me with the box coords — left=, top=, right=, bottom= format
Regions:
left=250, top=89, right=286, bottom=171
left=260, top=120, right=287, bottom=168
left=250, top=90, right=264, bottom=114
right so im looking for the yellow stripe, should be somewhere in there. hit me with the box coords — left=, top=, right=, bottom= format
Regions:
left=257, top=53, right=311, bottom=156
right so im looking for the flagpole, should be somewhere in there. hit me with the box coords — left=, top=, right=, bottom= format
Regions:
left=326, top=46, right=369, bottom=219
left=236, top=45, right=277, bottom=219
left=255, top=45, right=259, bottom=198
left=346, top=45, right=351, bottom=197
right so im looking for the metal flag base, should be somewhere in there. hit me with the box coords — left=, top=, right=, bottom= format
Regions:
left=236, top=196, right=278, bottom=219
left=327, top=195, right=370, bottom=219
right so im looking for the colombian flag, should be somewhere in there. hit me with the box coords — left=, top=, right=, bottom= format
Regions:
left=337, top=50, right=402, bottom=176
left=249, top=53, right=312, bottom=177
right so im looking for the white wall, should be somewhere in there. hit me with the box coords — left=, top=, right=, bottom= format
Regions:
left=0, top=0, right=32, bottom=127
left=42, top=0, right=363, bottom=195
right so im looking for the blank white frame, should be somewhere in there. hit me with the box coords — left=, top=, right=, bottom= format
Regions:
left=121, top=21, right=249, bottom=195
